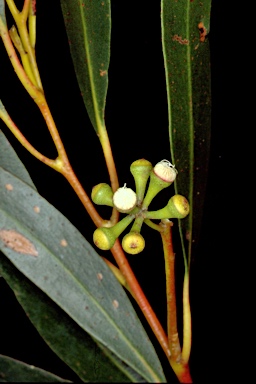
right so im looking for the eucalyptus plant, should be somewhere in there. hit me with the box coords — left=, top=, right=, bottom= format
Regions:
left=0, top=0, right=211, bottom=382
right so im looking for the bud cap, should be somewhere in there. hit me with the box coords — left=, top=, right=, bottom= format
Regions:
left=154, top=159, right=177, bottom=183
left=113, top=184, right=137, bottom=213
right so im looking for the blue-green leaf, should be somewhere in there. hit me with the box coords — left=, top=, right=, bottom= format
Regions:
left=0, top=129, right=36, bottom=189
left=0, top=0, right=6, bottom=25
left=0, top=168, right=166, bottom=382
left=0, top=129, right=143, bottom=382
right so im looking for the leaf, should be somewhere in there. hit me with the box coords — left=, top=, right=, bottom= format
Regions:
left=0, top=255, right=143, bottom=382
left=60, top=0, right=111, bottom=133
left=0, top=354, right=71, bottom=382
left=0, top=130, right=142, bottom=382
left=0, top=129, right=36, bottom=189
left=161, top=0, right=212, bottom=262
left=0, top=0, right=6, bottom=26
left=0, top=168, right=166, bottom=383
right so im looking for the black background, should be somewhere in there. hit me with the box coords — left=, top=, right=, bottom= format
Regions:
left=0, top=1, right=235, bottom=383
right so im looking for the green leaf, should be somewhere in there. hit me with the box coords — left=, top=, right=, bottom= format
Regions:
left=0, top=168, right=166, bottom=383
left=0, top=129, right=36, bottom=189
left=0, top=354, right=71, bottom=382
left=0, top=255, right=143, bottom=382
left=161, top=0, right=212, bottom=262
left=60, top=0, right=111, bottom=133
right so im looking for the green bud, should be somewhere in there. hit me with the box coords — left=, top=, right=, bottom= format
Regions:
left=130, top=159, right=153, bottom=205
left=122, top=232, right=145, bottom=255
left=145, top=194, right=190, bottom=220
left=91, top=183, right=114, bottom=206
left=93, top=214, right=135, bottom=250
left=93, top=227, right=116, bottom=250
left=113, top=184, right=137, bottom=213
left=142, top=160, right=177, bottom=208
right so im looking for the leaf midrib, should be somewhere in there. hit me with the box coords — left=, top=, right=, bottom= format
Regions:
left=177, top=0, right=194, bottom=268
left=79, top=5, right=103, bottom=132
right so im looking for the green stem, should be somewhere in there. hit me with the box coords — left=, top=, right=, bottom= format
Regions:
left=5, top=0, right=19, bottom=18
left=9, top=25, right=37, bottom=86
left=130, top=214, right=144, bottom=233
left=181, top=271, right=192, bottom=364
left=144, top=218, right=161, bottom=232
left=6, top=0, right=43, bottom=90
left=0, top=17, right=40, bottom=98
left=28, top=0, right=36, bottom=49
left=108, top=213, right=135, bottom=239
left=98, top=127, right=119, bottom=224
left=21, top=0, right=30, bottom=20
left=17, top=13, right=42, bottom=90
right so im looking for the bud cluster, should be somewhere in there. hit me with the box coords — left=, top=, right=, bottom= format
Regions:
left=91, top=159, right=189, bottom=254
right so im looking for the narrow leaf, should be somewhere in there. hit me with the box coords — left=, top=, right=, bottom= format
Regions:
left=0, top=354, right=71, bottom=382
left=60, top=0, right=111, bottom=132
left=0, top=168, right=166, bottom=382
left=0, top=255, right=142, bottom=382
left=161, top=0, right=212, bottom=262
left=0, top=130, right=142, bottom=382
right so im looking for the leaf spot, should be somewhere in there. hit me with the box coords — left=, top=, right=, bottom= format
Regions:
left=97, top=272, right=103, bottom=281
left=33, top=206, right=40, bottom=213
left=112, top=299, right=119, bottom=308
left=5, top=183, right=13, bottom=191
left=172, top=34, right=189, bottom=45
left=100, top=69, right=107, bottom=76
left=198, top=22, right=207, bottom=42
left=0, top=229, right=38, bottom=256
left=60, top=239, right=68, bottom=247
left=186, top=230, right=191, bottom=241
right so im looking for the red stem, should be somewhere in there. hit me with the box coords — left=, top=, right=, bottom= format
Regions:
left=110, top=240, right=171, bottom=360
left=159, top=220, right=192, bottom=383
left=160, top=220, right=181, bottom=360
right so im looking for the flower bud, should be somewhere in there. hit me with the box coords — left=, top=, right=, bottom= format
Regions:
left=122, top=232, right=145, bottom=255
left=93, top=227, right=116, bottom=250
left=91, top=183, right=114, bottom=206
left=93, top=213, right=135, bottom=250
left=130, top=159, right=153, bottom=206
left=145, top=194, right=190, bottom=220
left=113, top=184, right=137, bottom=213
left=142, top=160, right=177, bottom=208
